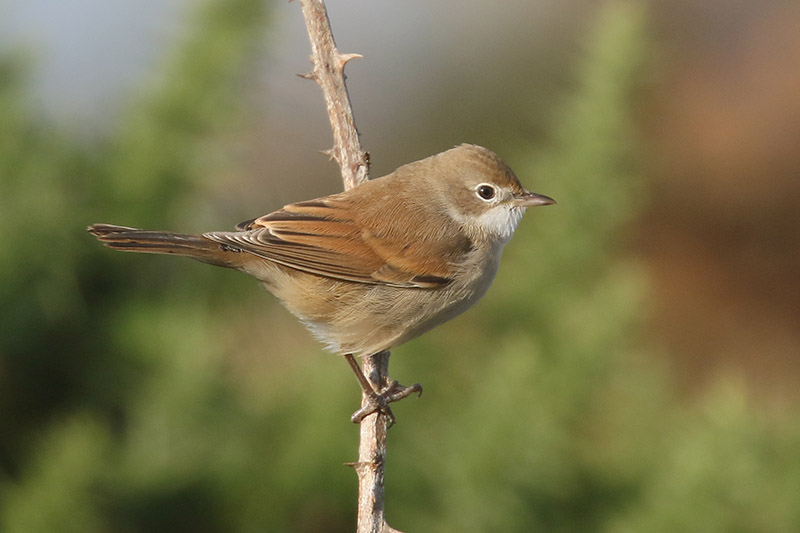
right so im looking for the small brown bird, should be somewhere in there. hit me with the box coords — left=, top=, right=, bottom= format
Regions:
left=89, top=144, right=554, bottom=418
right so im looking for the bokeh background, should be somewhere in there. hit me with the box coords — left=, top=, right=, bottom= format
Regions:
left=2, top=0, right=800, bottom=531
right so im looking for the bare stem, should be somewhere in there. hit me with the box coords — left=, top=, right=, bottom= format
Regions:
left=296, top=2, right=396, bottom=532
left=352, top=351, right=396, bottom=533
left=297, top=0, right=370, bottom=191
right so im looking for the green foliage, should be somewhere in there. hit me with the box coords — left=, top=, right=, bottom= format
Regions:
left=2, top=1, right=799, bottom=532
left=101, top=0, right=267, bottom=222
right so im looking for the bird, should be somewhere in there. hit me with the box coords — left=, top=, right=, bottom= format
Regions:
left=89, top=144, right=555, bottom=421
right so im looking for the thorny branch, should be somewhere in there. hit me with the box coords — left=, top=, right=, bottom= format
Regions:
left=297, top=0, right=370, bottom=191
left=296, top=1, right=398, bottom=532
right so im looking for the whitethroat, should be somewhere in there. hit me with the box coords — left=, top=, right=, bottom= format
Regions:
left=89, top=144, right=555, bottom=422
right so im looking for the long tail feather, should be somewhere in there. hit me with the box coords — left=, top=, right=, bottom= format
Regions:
left=88, top=223, right=240, bottom=268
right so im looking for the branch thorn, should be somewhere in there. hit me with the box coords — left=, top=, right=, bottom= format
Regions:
left=339, top=52, right=364, bottom=67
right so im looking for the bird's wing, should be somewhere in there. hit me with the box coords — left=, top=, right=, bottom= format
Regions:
left=204, top=197, right=462, bottom=288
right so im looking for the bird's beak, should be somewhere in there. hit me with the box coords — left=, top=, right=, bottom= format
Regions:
left=515, top=191, right=557, bottom=207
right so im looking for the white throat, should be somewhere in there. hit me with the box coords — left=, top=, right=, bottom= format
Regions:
left=474, top=205, right=525, bottom=242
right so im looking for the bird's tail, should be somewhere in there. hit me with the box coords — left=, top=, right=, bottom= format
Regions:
left=88, top=223, right=240, bottom=268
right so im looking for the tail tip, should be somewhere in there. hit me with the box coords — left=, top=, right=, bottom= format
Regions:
left=87, top=223, right=139, bottom=238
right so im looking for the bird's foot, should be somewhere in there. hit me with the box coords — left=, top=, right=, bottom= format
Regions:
left=350, top=380, right=423, bottom=426
left=344, top=354, right=422, bottom=427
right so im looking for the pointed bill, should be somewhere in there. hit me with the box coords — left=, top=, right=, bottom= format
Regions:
left=515, top=191, right=557, bottom=207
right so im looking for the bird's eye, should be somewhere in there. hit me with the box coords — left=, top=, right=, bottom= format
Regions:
left=476, top=184, right=496, bottom=200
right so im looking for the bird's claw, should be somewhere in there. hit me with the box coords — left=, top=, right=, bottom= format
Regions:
left=351, top=381, right=423, bottom=427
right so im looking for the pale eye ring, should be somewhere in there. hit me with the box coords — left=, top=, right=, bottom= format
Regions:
left=476, top=184, right=496, bottom=201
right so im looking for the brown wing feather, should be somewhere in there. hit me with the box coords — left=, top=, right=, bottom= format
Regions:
left=205, top=196, right=458, bottom=288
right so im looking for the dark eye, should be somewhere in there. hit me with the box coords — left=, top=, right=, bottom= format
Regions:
left=477, top=184, right=496, bottom=200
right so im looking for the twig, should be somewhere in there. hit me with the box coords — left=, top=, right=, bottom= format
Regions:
left=297, top=0, right=370, bottom=191
left=296, top=2, right=397, bottom=532
left=351, top=351, right=396, bottom=533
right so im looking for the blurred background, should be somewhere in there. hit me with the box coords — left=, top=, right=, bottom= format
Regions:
left=2, top=0, right=799, bottom=531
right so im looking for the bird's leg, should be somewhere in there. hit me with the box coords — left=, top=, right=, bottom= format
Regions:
left=344, top=353, right=422, bottom=427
